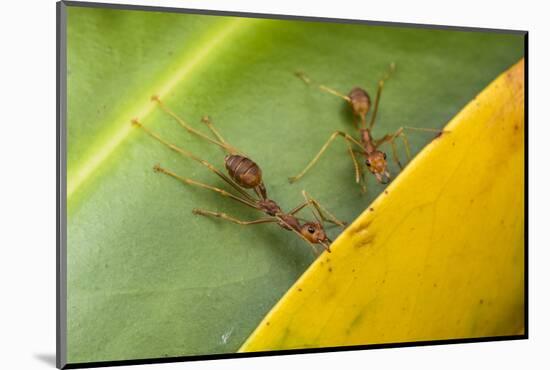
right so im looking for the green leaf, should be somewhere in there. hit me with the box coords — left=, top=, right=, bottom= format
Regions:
left=66, top=5, right=524, bottom=363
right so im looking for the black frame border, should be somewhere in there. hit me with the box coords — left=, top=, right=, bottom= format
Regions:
left=56, top=1, right=529, bottom=369
left=57, top=2, right=68, bottom=368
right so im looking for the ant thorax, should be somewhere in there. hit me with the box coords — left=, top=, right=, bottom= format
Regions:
left=277, top=214, right=300, bottom=231
left=359, top=129, right=376, bottom=154
left=259, top=199, right=282, bottom=216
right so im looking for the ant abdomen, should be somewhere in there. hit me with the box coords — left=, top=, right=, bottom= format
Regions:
left=348, top=87, right=371, bottom=118
left=225, top=154, right=263, bottom=188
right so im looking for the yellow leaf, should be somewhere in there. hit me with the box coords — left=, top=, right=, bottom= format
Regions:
left=239, top=59, right=525, bottom=351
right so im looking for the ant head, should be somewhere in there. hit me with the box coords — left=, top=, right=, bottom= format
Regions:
left=300, top=222, right=330, bottom=248
left=365, top=150, right=391, bottom=184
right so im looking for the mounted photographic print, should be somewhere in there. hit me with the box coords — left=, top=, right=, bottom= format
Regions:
left=57, top=1, right=527, bottom=368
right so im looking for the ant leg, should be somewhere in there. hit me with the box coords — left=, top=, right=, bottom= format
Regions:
left=399, top=127, right=448, bottom=161
left=192, top=209, right=277, bottom=225
left=195, top=206, right=324, bottom=255
left=319, top=85, right=352, bottom=102
left=345, top=139, right=363, bottom=186
left=294, top=71, right=351, bottom=102
left=354, top=151, right=368, bottom=192
left=289, top=198, right=346, bottom=225
left=294, top=71, right=311, bottom=84
left=368, top=62, right=396, bottom=130
left=399, top=129, right=412, bottom=161
left=201, top=116, right=227, bottom=144
left=391, top=138, right=404, bottom=169
left=377, top=126, right=446, bottom=164
left=302, top=190, right=347, bottom=227
left=288, top=201, right=309, bottom=216
left=200, top=115, right=241, bottom=153
left=153, top=164, right=260, bottom=210
left=376, top=124, right=441, bottom=170
left=132, top=119, right=256, bottom=202
left=358, top=162, right=367, bottom=193
left=151, top=95, right=240, bottom=154
left=402, top=126, right=448, bottom=134
left=402, top=126, right=449, bottom=142
left=288, top=131, right=363, bottom=183
left=367, top=79, right=383, bottom=130
left=346, top=139, right=368, bottom=192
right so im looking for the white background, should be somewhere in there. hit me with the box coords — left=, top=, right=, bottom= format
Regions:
left=0, top=0, right=547, bottom=369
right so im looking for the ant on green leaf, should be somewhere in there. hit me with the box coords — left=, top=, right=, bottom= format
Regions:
left=290, top=63, right=445, bottom=192
left=132, top=96, right=346, bottom=254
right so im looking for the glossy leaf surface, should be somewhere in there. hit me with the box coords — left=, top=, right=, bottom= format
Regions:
left=66, top=5, right=524, bottom=362
left=240, top=59, right=525, bottom=351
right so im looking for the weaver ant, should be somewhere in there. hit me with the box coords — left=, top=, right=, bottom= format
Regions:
left=131, top=96, right=346, bottom=254
left=290, top=63, right=445, bottom=191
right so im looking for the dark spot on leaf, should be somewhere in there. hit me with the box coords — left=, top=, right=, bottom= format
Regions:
left=384, top=190, right=389, bottom=195
left=349, top=220, right=372, bottom=235
left=328, top=267, right=333, bottom=272
left=266, top=321, right=270, bottom=326
left=280, top=328, right=292, bottom=343
left=369, top=207, right=374, bottom=212
left=356, top=235, right=375, bottom=248
left=433, top=283, right=438, bottom=288
left=349, top=312, right=364, bottom=329
left=479, top=299, right=484, bottom=305
left=298, top=288, right=302, bottom=292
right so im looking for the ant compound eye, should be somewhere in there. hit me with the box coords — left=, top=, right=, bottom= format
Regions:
left=366, top=160, right=371, bottom=167
left=307, top=226, right=316, bottom=234
left=383, top=152, right=387, bottom=160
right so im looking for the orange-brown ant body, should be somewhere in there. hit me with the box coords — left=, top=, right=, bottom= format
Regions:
left=291, top=64, right=443, bottom=190
left=132, top=97, right=345, bottom=253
